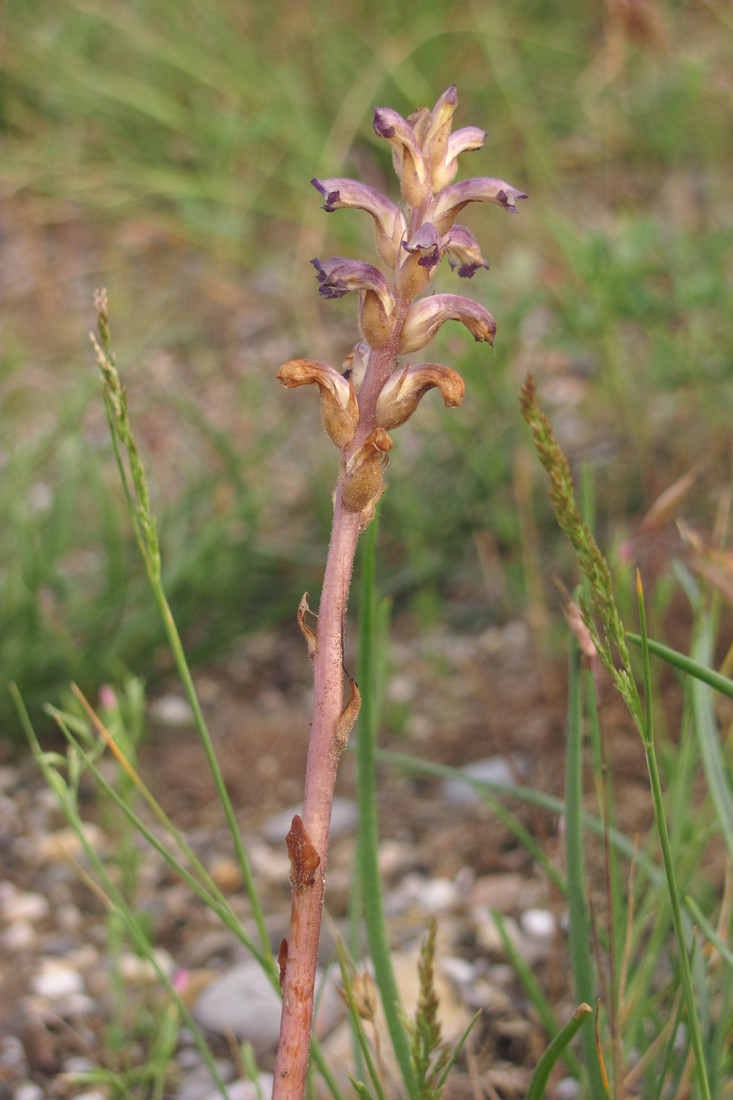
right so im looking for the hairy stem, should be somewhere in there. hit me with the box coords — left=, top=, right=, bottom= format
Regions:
left=272, top=493, right=360, bottom=1098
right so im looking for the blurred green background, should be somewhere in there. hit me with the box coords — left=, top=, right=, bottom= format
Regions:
left=1, top=0, right=731, bottom=733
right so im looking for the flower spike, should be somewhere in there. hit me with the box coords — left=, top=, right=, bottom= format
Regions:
left=275, top=85, right=526, bottom=1100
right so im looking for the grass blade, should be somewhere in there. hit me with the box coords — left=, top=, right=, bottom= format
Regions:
left=525, top=1003, right=593, bottom=1100
left=356, top=519, right=418, bottom=1100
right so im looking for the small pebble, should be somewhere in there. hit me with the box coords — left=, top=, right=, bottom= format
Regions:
left=34, top=823, right=106, bottom=864
left=149, top=693, right=194, bottom=726
left=1, top=920, right=36, bottom=950
left=555, top=1078, right=581, bottom=1099
left=441, top=754, right=528, bottom=804
left=520, top=908, right=556, bottom=940
left=0, top=889, right=49, bottom=924
left=30, top=959, right=84, bottom=1000
left=194, top=962, right=342, bottom=1051
left=201, top=1075, right=273, bottom=1100
left=177, top=1059, right=235, bottom=1100
left=261, top=797, right=357, bottom=845
left=13, top=1084, right=44, bottom=1100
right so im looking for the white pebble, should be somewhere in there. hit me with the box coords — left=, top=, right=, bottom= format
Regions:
left=1, top=889, right=49, bottom=923
left=1, top=920, right=37, bottom=951
left=441, top=754, right=528, bottom=805
left=555, top=1079, right=581, bottom=1099
left=13, top=1085, right=44, bottom=1100
left=31, top=959, right=84, bottom=1000
left=202, top=1075, right=273, bottom=1100
left=520, top=908, right=556, bottom=940
left=149, top=693, right=193, bottom=726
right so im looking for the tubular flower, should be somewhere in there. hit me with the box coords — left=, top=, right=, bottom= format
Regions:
left=282, top=87, right=524, bottom=520
left=311, top=177, right=407, bottom=269
left=443, top=225, right=490, bottom=278
left=311, top=258, right=396, bottom=349
left=399, top=294, right=497, bottom=354
left=376, top=364, right=465, bottom=430
left=277, top=359, right=358, bottom=449
left=311, top=258, right=395, bottom=315
left=432, top=177, right=528, bottom=234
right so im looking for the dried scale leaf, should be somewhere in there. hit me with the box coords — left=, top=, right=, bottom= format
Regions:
left=278, top=939, right=289, bottom=988
left=333, top=678, right=361, bottom=755
left=297, top=592, right=317, bottom=660
left=286, top=815, right=321, bottom=893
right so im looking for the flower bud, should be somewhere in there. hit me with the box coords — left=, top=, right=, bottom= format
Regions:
left=431, top=126, right=486, bottom=192
left=424, top=85, right=458, bottom=156
left=399, top=294, right=496, bottom=354
left=373, top=107, right=430, bottom=209
left=376, top=363, right=465, bottom=429
left=341, top=428, right=393, bottom=514
left=277, top=359, right=358, bottom=449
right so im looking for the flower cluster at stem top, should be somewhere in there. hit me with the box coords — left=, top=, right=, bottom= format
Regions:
left=277, top=85, right=526, bottom=528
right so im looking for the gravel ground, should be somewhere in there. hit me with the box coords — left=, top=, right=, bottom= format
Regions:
left=0, top=618, right=629, bottom=1100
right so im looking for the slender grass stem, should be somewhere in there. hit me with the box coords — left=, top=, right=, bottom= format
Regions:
left=636, top=575, right=712, bottom=1100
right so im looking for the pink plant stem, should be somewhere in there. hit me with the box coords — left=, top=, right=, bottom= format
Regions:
left=272, top=496, right=359, bottom=1098
left=272, top=343, right=397, bottom=1100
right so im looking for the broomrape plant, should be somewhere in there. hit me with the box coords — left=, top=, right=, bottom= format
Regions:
left=273, top=86, right=526, bottom=1100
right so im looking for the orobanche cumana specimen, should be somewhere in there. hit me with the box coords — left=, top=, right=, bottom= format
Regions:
left=273, top=86, right=526, bottom=1098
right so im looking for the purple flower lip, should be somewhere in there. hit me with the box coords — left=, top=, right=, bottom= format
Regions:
left=443, top=225, right=490, bottom=278
left=311, top=258, right=395, bottom=315
left=402, top=222, right=441, bottom=269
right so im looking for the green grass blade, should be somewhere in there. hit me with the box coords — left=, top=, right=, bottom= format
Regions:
left=686, top=895, right=733, bottom=971
left=356, top=519, right=418, bottom=1100
left=564, top=642, right=604, bottom=1095
left=691, top=614, right=733, bottom=865
left=627, top=632, right=733, bottom=701
left=636, top=577, right=712, bottom=1100
left=525, top=1003, right=593, bottom=1100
